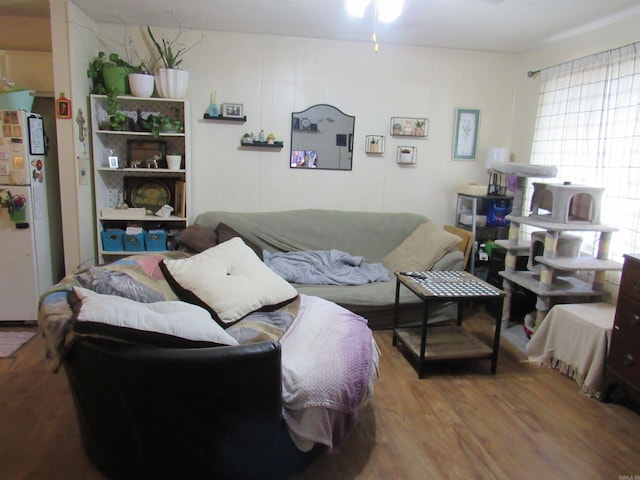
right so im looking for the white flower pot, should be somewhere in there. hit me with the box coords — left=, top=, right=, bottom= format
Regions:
left=155, top=68, right=189, bottom=99
left=128, top=73, right=155, bottom=98
left=166, top=154, right=182, bottom=170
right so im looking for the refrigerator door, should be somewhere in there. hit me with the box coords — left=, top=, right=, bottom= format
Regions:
left=0, top=185, right=40, bottom=321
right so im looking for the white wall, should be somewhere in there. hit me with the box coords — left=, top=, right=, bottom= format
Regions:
left=93, top=24, right=517, bottom=229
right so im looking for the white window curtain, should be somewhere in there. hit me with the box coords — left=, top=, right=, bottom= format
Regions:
left=527, top=42, right=640, bottom=265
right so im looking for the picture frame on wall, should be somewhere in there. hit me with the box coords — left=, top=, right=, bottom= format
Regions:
left=390, top=117, right=428, bottom=137
left=452, top=108, right=480, bottom=160
left=366, top=135, right=385, bottom=154
left=222, top=103, right=244, bottom=118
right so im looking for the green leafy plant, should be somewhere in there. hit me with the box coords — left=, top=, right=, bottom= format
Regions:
left=146, top=26, right=202, bottom=70
left=105, top=90, right=128, bottom=131
left=87, top=52, right=144, bottom=95
left=142, top=107, right=184, bottom=138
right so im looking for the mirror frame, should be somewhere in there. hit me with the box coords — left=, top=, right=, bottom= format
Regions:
left=290, top=104, right=355, bottom=171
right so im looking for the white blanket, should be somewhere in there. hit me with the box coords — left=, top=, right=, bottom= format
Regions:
left=280, top=294, right=379, bottom=452
left=526, top=302, right=615, bottom=398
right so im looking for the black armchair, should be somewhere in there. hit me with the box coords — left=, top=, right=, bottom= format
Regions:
left=63, top=331, right=318, bottom=480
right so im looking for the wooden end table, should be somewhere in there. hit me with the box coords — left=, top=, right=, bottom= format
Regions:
left=393, top=271, right=505, bottom=378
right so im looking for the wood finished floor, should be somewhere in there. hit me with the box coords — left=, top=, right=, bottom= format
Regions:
left=1, top=307, right=640, bottom=479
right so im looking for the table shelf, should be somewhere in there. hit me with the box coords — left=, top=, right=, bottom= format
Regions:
left=395, top=326, right=493, bottom=361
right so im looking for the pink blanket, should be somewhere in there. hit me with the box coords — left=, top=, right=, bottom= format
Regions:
left=280, top=294, right=377, bottom=452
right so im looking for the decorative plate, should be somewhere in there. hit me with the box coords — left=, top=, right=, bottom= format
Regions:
left=129, top=180, right=171, bottom=214
left=300, top=117, right=311, bottom=129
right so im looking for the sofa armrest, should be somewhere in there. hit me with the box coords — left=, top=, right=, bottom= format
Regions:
left=64, top=338, right=284, bottom=479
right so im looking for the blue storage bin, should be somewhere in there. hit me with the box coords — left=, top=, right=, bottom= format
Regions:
left=124, top=232, right=145, bottom=251
left=101, top=230, right=124, bottom=251
left=144, top=229, right=167, bottom=251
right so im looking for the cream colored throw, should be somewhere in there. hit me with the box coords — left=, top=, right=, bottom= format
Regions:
left=526, top=303, right=615, bottom=399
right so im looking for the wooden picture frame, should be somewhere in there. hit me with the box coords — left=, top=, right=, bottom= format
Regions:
left=453, top=108, right=480, bottom=160
left=126, top=140, right=166, bottom=168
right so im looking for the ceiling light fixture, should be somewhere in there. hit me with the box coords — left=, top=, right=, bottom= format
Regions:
left=346, top=0, right=405, bottom=52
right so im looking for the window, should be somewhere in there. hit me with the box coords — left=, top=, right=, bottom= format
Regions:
left=526, top=42, right=640, bottom=266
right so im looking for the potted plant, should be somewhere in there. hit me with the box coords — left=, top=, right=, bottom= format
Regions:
left=128, top=62, right=155, bottom=98
left=141, top=107, right=184, bottom=138
left=88, top=51, right=135, bottom=95
left=147, top=26, right=202, bottom=99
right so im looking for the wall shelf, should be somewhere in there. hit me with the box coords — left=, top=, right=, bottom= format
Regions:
left=240, top=142, right=284, bottom=149
left=203, top=114, right=246, bottom=122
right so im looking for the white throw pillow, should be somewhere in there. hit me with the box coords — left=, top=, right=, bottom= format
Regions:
left=160, top=237, right=298, bottom=325
left=72, top=286, right=238, bottom=346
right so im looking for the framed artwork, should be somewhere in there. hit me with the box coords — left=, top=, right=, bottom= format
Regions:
left=396, top=146, right=417, bottom=164
left=126, top=140, right=166, bottom=168
left=366, top=135, right=385, bottom=154
left=452, top=108, right=480, bottom=160
left=222, top=103, right=244, bottom=118
left=390, top=117, right=428, bottom=137
left=56, top=95, right=72, bottom=119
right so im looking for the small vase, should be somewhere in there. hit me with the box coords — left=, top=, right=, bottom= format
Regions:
left=128, top=73, right=155, bottom=98
left=155, top=68, right=189, bottom=99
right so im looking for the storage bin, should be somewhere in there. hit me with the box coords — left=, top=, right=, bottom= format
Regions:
left=144, top=229, right=167, bottom=251
left=124, top=232, right=145, bottom=251
left=101, top=230, right=124, bottom=251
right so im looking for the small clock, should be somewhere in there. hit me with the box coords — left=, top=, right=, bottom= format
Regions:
left=300, top=117, right=311, bottom=129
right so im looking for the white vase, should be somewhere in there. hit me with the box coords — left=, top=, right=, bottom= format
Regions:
left=128, top=73, right=155, bottom=98
left=155, top=68, right=189, bottom=99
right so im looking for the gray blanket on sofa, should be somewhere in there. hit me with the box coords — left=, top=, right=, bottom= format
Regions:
left=263, top=249, right=390, bottom=286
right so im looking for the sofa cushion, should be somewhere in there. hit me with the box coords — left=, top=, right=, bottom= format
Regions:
left=380, top=221, right=461, bottom=273
left=178, top=224, right=218, bottom=253
left=217, top=222, right=264, bottom=260
left=160, top=237, right=298, bottom=326
left=69, top=286, right=238, bottom=346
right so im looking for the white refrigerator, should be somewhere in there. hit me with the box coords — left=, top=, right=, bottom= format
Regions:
left=0, top=109, right=62, bottom=322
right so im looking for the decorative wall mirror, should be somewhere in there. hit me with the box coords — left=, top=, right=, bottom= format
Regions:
left=290, top=104, right=355, bottom=170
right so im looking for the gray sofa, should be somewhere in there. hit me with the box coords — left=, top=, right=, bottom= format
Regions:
left=192, top=209, right=464, bottom=329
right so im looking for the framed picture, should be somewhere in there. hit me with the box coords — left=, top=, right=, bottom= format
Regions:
left=452, top=108, right=480, bottom=160
left=390, top=117, right=428, bottom=137
left=56, top=95, right=72, bottom=119
left=396, top=146, right=417, bottom=164
left=222, top=103, right=243, bottom=118
left=366, top=135, right=385, bottom=154
left=127, top=140, right=166, bottom=168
